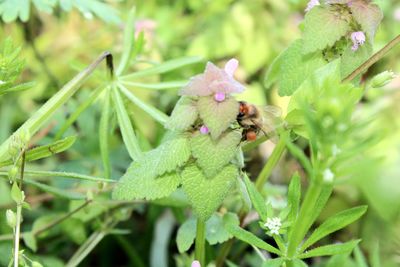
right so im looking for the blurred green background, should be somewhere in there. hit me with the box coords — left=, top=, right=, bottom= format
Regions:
left=0, top=0, right=400, bottom=266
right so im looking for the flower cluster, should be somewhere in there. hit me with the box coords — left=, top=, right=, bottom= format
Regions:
left=179, top=58, right=244, bottom=101
left=264, top=217, right=282, bottom=235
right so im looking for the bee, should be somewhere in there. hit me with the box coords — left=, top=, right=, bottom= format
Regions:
left=237, top=101, right=282, bottom=142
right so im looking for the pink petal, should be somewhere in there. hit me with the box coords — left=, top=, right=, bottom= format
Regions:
left=214, top=92, right=226, bottom=102
left=179, top=74, right=212, bottom=96
left=224, top=58, right=239, bottom=77
left=200, top=125, right=209, bottom=134
left=191, top=261, right=201, bottom=267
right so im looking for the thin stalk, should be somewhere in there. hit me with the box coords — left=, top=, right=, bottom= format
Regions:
left=0, top=51, right=113, bottom=161
left=13, top=205, right=21, bottom=267
left=66, top=231, right=106, bottom=267
left=342, top=34, right=400, bottom=83
left=195, top=219, right=206, bottom=266
left=255, top=132, right=288, bottom=191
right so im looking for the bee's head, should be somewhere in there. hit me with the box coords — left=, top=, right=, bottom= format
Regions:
left=238, top=101, right=248, bottom=118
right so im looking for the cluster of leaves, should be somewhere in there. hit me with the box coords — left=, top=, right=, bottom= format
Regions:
left=0, top=0, right=120, bottom=24
left=0, top=38, right=34, bottom=96
left=266, top=0, right=383, bottom=96
left=112, top=61, right=246, bottom=222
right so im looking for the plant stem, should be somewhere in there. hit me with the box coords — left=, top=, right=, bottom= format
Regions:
left=13, top=204, right=21, bottom=267
left=342, top=34, right=400, bottom=83
left=255, top=132, right=288, bottom=191
left=195, top=219, right=206, bottom=266
left=0, top=51, right=113, bottom=161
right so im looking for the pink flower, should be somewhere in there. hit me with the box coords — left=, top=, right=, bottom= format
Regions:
left=305, top=0, right=320, bottom=12
left=179, top=59, right=245, bottom=97
left=135, top=19, right=157, bottom=38
left=214, top=92, right=226, bottom=102
left=350, top=31, right=366, bottom=51
left=191, top=261, right=201, bottom=267
left=199, top=125, right=209, bottom=134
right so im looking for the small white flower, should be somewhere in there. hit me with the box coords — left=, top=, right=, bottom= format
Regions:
left=264, top=217, right=282, bottom=235
left=305, top=0, right=320, bottom=12
left=323, top=168, right=335, bottom=183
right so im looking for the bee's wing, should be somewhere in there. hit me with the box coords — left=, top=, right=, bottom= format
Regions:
left=257, top=105, right=284, bottom=143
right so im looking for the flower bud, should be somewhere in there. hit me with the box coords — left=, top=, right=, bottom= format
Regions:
left=8, top=166, right=19, bottom=181
left=371, top=70, right=396, bottom=88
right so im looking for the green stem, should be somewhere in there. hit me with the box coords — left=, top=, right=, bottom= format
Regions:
left=255, top=132, right=288, bottom=191
left=0, top=51, right=113, bottom=161
left=343, top=34, right=400, bottom=83
left=195, top=219, right=206, bottom=266
left=286, top=180, right=323, bottom=259
left=13, top=204, right=21, bottom=267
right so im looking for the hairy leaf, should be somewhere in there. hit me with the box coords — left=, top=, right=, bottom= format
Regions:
left=176, top=217, right=196, bottom=253
left=301, top=206, right=367, bottom=251
left=197, top=96, right=239, bottom=139
left=287, top=173, right=301, bottom=223
left=181, top=164, right=238, bottom=221
left=243, top=174, right=268, bottom=221
left=190, top=130, right=241, bottom=177
left=112, top=162, right=181, bottom=200
left=340, top=43, right=373, bottom=79
left=278, top=40, right=325, bottom=96
left=299, top=240, right=360, bottom=259
left=223, top=212, right=282, bottom=255
left=302, top=6, right=350, bottom=54
left=167, top=96, right=198, bottom=131
left=349, top=0, right=382, bottom=41
left=206, top=212, right=239, bottom=245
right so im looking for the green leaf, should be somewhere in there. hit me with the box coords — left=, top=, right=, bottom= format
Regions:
left=60, top=218, right=87, bottom=244
left=122, top=56, right=202, bottom=80
left=181, top=163, right=238, bottom=221
left=292, top=259, right=308, bottom=267
left=340, top=43, right=373, bottom=80
left=223, top=212, right=282, bottom=256
left=243, top=174, right=268, bottom=221
left=112, top=162, right=181, bottom=201
left=23, top=232, right=37, bottom=252
left=144, top=135, right=191, bottom=177
left=116, top=7, right=136, bottom=75
left=121, top=80, right=187, bottom=90
left=349, top=0, right=383, bottom=42
left=24, top=179, right=86, bottom=200
left=354, top=245, right=369, bottom=267
left=301, top=206, right=367, bottom=251
left=11, top=183, right=24, bottom=203
left=287, top=173, right=301, bottom=223
left=118, top=83, right=169, bottom=125
left=0, top=51, right=112, bottom=161
left=62, top=0, right=121, bottom=24
left=0, top=136, right=77, bottom=168
left=166, top=96, right=198, bottom=131
left=99, top=88, right=112, bottom=179
left=299, top=240, right=360, bottom=259
left=176, top=217, right=196, bottom=253
left=112, top=134, right=190, bottom=200
left=278, top=40, right=325, bottom=96
left=302, top=6, right=350, bottom=54
left=264, top=48, right=284, bottom=88
left=206, top=212, right=239, bottom=245
left=0, top=0, right=30, bottom=22
left=261, top=258, right=284, bottom=267
left=197, top=96, right=239, bottom=139
left=190, top=130, right=241, bottom=177
left=112, top=86, right=143, bottom=161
